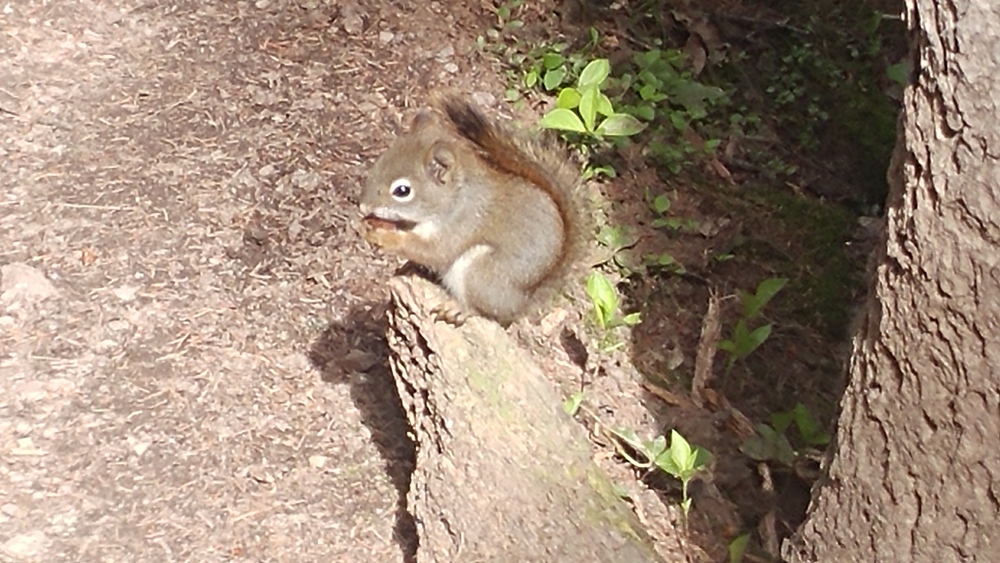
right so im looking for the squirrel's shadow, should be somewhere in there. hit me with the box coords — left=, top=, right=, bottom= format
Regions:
left=307, top=299, right=417, bottom=562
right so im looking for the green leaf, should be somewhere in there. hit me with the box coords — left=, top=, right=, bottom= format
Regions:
left=543, top=67, right=567, bottom=91
left=539, top=108, right=586, bottom=133
left=669, top=111, right=687, bottom=130
left=556, top=87, right=582, bottom=109
left=886, top=61, right=909, bottom=87
left=638, top=83, right=662, bottom=101
left=611, top=427, right=662, bottom=466
left=595, top=113, right=647, bottom=137
left=542, top=52, right=564, bottom=70
left=596, top=92, right=614, bottom=116
left=524, top=69, right=538, bottom=89
left=741, top=323, right=772, bottom=357
left=728, top=534, right=750, bottom=563
left=653, top=254, right=675, bottom=266
left=563, top=392, right=584, bottom=416
left=791, top=403, right=830, bottom=446
left=672, top=81, right=726, bottom=113
left=586, top=272, right=619, bottom=329
left=633, top=105, right=655, bottom=121
left=595, top=225, right=638, bottom=251
left=771, top=409, right=795, bottom=435
left=742, top=424, right=796, bottom=465
left=622, top=312, right=641, bottom=326
left=589, top=164, right=616, bottom=178
left=609, top=427, right=649, bottom=468
left=669, top=430, right=694, bottom=471
left=648, top=435, right=667, bottom=459
left=791, top=403, right=817, bottom=437
left=692, top=446, right=711, bottom=469
left=744, top=277, right=788, bottom=319
left=579, top=86, right=599, bottom=132
left=578, top=58, right=610, bottom=89
left=652, top=194, right=671, bottom=214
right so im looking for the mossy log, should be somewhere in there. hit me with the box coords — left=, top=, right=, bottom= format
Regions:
left=385, top=276, right=663, bottom=563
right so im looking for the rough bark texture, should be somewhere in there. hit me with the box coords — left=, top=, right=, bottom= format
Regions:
left=783, top=0, right=1000, bottom=561
left=384, top=276, right=663, bottom=563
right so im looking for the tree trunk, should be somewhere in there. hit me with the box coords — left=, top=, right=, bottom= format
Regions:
left=783, top=0, right=1000, bottom=561
left=384, top=276, right=664, bottom=563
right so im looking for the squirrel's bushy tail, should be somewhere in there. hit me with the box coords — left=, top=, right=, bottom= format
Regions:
left=435, top=95, right=590, bottom=304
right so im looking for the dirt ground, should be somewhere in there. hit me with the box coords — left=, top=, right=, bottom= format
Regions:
left=0, top=0, right=504, bottom=560
left=0, top=0, right=881, bottom=560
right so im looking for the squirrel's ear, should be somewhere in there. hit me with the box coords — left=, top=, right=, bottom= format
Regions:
left=410, top=110, right=436, bottom=133
left=427, top=143, right=455, bottom=184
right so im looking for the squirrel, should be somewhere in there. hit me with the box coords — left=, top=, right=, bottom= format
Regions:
left=358, top=96, right=587, bottom=325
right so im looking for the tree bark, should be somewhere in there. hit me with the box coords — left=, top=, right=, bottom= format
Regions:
left=384, top=275, right=663, bottom=563
left=783, top=0, right=1000, bottom=561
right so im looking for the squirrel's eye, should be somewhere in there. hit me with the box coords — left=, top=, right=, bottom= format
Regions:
left=390, top=178, right=413, bottom=202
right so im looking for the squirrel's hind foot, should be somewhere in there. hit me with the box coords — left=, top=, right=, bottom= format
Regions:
left=431, top=299, right=469, bottom=326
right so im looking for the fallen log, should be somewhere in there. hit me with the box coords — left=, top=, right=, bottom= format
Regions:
left=384, top=275, right=663, bottom=563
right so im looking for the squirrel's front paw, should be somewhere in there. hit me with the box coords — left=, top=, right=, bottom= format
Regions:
left=430, top=299, right=468, bottom=326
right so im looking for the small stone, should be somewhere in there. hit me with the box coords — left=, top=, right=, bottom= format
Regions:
left=128, top=436, right=150, bottom=457
left=309, top=455, right=328, bottom=469
left=290, top=169, right=321, bottom=190
left=339, top=4, right=364, bottom=35
left=0, top=264, right=58, bottom=304
left=112, top=285, right=139, bottom=301
left=10, top=437, right=44, bottom=456
left=437, top=45, right=454, bottom=59
left=107, top=319, right=130, bottom=332
left=378, top=31, right=394, bottom=43
left=2, top=531, right=49, bottom=559
left=444, top=63, right=459, bottom=74
left=16, top=381, right=48, bottom=402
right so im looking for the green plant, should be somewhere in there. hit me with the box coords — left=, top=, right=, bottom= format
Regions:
left=772, top=402, right=830, bottom=447
left=615, top=49, right=727, bottom=173
left=741, top=421, right=796, bottom=466
left=719, top=277, right=788, bottom=368
left=647, top=191, right=699, bottom=231
left=728, top=533, right=751, bottom=563
left=643, top=252, right=685, bottom=275
left=487, top=0, right=525, bottom=36
left=611, top=428, right=711, bottom=515
left=585, top=271, right=641, bottom=332
left=562, top=391, right=585, bottom=416
left=618, top=49, right=725, bottom=128
left=539, top=59, right=646, bottom=141
left=593, top=224, right=640, bottom=275
left=522, top=46, right=573, bottom=92
left=742, top=403, right=830, bottom=465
